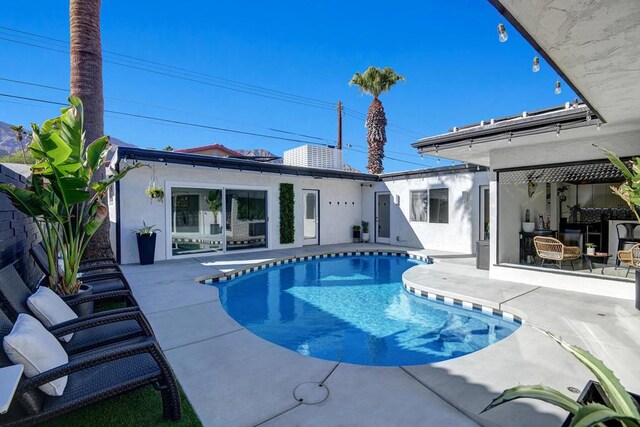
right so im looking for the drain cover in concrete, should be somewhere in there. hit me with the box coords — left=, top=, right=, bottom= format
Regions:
left=293, top=382, right=329, bottom=405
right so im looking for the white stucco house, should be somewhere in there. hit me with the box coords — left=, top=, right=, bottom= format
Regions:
left=109, top=146, right=489, bottom=265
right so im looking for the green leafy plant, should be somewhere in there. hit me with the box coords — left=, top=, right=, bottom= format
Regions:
left=207, top=190, right=222, bottom=224
left=0, top=97, right=142, bottom=295
left=145, top=185, right=164, bottom=203
left=361, top=221, right=369, bottom=233
left=483, top=328, right=640, bottom=426
left=598, top=146, right=640, bottom=223
left=134, top=221, right=161, bottom=236
left=279, top=183, right=295, bottom=244
left=352, top=225, right=361, bottom=231
left=586, top=243, right=597, bottom=249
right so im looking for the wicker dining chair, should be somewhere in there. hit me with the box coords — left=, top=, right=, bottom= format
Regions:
left=533, top=236, right=582, bottom=270
left=617, top=243, right=640, bottom=278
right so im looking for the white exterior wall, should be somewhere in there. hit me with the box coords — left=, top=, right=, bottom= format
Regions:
left=361, top=171, right=489, bottom=253
left=115, top=161, right=364, bottom=264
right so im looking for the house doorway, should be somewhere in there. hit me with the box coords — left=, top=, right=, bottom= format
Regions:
left=303, top=190, right=319, bottom=245
left=376, top=192, right=391, bottom=244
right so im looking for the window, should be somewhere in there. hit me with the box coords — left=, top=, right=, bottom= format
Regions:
left=225, top=189, right=267, bottom=251
left=429, top=189, right=449, bottom=223
left=410, top=191, right=428, bottom=222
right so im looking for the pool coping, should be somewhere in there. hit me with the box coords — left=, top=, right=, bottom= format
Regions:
left=197, top=249, right=433, bottom=284
left=402, top=265, right=528, bottom=324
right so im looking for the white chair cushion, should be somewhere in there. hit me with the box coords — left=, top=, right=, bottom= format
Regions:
left=27, top=287, right=77, bottom=342
left=3, top=313, right=69, bottom=396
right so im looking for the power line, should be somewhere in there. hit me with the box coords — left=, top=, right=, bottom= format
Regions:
left=0, top=25, right=424, bottom=136
left=0, top=92, right=334, bottom=146
left=0, top=76, right=337, bottom=144
left=1, top=92, right=434, bottom=170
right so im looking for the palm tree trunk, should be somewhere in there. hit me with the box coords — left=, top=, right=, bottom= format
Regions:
left=366, top=98, right=387, bottom=174
left=70, top=0, right=113, bottom=259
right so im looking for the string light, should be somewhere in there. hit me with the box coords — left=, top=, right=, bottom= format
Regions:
left=555, top=81, right=562, bottom=95
left=498, top=23, right=508, bottom=42
left=586, top=111, right=592, bottom=122
left=596, top=122, right=601, bottom=131
left=436, top=158, right=440, bottom=165
left=532, top=56, right=540, bottom=72
left=468, top=141, right=473, bottom=151
left=507, top=132, right=512, bottom=144
left=556, top=124, right=561, bottom=138
left=435, top=145, right=439, bottom=155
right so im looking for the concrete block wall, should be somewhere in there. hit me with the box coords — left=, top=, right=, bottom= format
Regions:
left=0, top=164, right=42, bottom=289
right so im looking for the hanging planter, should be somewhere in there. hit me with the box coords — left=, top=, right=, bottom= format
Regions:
left=145, top=185, right=164, bottom=203
left=146, top=165, right=164, bottom=203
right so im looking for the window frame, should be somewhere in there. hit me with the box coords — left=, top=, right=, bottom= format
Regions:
left=428, top=188, right=449, bottom=224
left=409, top=190, right=429, bottom=222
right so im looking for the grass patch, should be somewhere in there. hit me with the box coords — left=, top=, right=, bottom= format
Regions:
left=46, top=384, right=201, bottom=426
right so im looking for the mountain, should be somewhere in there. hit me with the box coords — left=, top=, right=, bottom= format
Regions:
left=0, top=121, right=25, bottom=156
left=0, top=121, right=136, bottom=157
left=233, top=148, right=283, bottom=163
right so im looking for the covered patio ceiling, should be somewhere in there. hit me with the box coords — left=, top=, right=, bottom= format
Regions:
left=413, top=1, right=640, bottom=167
left=490, top=0, right=640, bottom=126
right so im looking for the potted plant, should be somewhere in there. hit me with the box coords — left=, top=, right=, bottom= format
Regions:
left=145, top=185, right=164, bottom=203
left=586, top=243, right=597, bottom=255
left=0, top=97, right=141, bottom=307
left=135, top=222, right=161, bottom=265
left=483, top=328, right=640, bottom=426
left=207, top=190, right=222, bottom=234
left=352, top=225, right=361, bottom=243
left=361, top=221, right=370, bottom=242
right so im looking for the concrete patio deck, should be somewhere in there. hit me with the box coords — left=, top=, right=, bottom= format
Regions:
left=121, top=244, right=640, bottom=426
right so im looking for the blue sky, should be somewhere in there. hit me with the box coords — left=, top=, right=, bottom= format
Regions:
left=0, top=1, right=575, bottom=173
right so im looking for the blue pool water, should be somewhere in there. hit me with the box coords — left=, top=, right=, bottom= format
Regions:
left=215, top=255, right=519, bottom=366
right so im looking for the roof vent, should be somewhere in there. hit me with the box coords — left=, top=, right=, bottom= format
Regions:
left=522, top=112, right=528, bottom=118
left=565, top=102, right=570, bottom=109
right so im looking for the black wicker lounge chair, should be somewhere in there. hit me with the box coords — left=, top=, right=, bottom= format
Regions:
left=0, top=309, right=181, bottom=425
left=30, top=244, right=131, bottom=295
left=0, top=265, right=150, bottom=355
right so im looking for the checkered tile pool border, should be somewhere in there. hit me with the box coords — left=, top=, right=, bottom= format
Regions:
left=200, top=250, right=432, bottom=285
left=403, top=283, right=524, bottom=325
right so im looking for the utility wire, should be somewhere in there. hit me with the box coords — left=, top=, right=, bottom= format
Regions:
left=0, top=25, right=424, bottom=136
left=0, top=93, right=333, bottom=146
left=1, top=92, right=433, bottom=169
left=0, top=76, right=337, bottom=143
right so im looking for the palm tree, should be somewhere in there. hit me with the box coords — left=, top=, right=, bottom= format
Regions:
left=70, top=0, right=111, bottom=258
left=9, top=125, right=27, bottom=164
left=349, top=66, right=405, bottom=174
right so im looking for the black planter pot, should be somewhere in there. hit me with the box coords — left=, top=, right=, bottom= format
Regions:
left=137, top=233, right=157, bottom=265
left=210, top=224, right=222, bottom=235
left=61, top=284, right=94, bottom=317
left=352, top=230, right=361, bottom=243
left=562, top=381, right=640, bottom=426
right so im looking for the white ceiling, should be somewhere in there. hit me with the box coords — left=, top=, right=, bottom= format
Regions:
left=500, top=0, right=640, bottom=126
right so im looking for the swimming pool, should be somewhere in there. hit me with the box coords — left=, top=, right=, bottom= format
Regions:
left=215, top=255, right=519, bottom=366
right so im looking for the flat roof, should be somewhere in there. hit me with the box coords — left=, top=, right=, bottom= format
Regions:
left=412, top=103, right=595, bottom=152
left=115, top=146, right=379, bottom=181
left=114, top=146, right=487, bottom=182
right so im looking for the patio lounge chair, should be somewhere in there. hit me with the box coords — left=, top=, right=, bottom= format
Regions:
left=533, top=236, right=581, bottom=270
left=30, top=245, right=131, bottom=295
left=0, top=265, right=149, bottom=355
left=0, top=309, right=181, bottom=425
left=617, top=243, right=640, bottom=278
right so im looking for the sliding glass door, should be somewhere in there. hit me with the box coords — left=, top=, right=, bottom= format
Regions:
left=170, top=186, right=267, bottom=256
left=225, top=189, right=267, bottom=251
left=171, top=188, right=224, bottom=256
